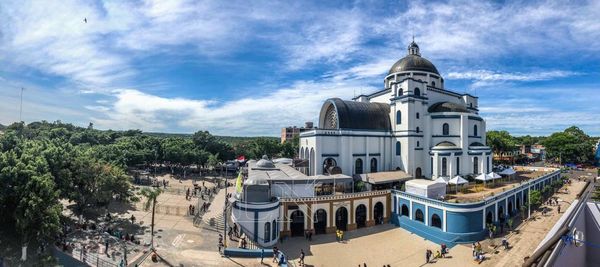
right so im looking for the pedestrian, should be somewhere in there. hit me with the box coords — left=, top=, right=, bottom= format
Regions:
left=299, top=249, right=305, bottom=266
left=191, top=205, right=195, bottom=215
left=273, top=246, right=279, bottom=263
left=233, top=223, right=238, bottom=237
left=471, top=242, right=476, bottom=256
left=189, top=204, right=193, bottom=215
left=261, top=248, right=264, bottom=264
left=425, top=249, right=431, bottom=264
left=105, top=239, right=109, bottom=255
left=558, top=205, right=561, bottom=214
left=130, top=214, right=136, bottom=224
left=441, top=243, right=447, bottom=258
left=363, top=263, right=367, bottom=267
left=308, top=229, right=313, bottom=241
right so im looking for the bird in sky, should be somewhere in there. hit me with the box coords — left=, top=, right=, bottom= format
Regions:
left=84, top=18, right=87, bottom=23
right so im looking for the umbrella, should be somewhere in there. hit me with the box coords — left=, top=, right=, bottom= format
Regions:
left=448, top=175, right=468, bottom=193
left=499, top=168, right=516, bottom=176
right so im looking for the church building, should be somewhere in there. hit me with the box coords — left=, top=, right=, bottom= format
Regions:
left=299, top=41, right=492, bottom=180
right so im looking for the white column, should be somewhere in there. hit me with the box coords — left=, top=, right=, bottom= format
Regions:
left=482, top=207, right=486, bottom=229
left=505, top=197, right=508, bottom=217
left=425, top=205, right=429, bottom=226
left=494, top=202, right=498, bottom=222
left=443, top=209, right=447, bottom=232
left=409, top=200, right=413, bottom=220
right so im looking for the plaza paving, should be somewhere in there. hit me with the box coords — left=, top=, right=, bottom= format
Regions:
left=123, top=173, right=589, bottom=266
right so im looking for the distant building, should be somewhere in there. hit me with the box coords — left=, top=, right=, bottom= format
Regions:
left=520, top=144, right=546, bottom=161
left=280, top=122, right=313, bottom=143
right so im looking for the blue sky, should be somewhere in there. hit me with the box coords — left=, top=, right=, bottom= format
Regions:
left=1, top=0, right=600, bottom=136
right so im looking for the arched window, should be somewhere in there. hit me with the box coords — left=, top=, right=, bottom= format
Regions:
left=456, top=157, right=460, bottom=175
left=415, top=209, right=424, bottom=222
left=401, top=204, right=409, bottom=216
left=272, top=220, right=277, bottom=240
left=416, top=127, right=420, bottom=133
left=431, top=81, right=436, bottom=87
left=396, top=111, right=401, bottom=124
left=473, top=157, right=479, bottom=174
left=474, top=125, right=478, bottom=136
left=370, top=158, right=378, bottom=173
left=395, top=141, right=401, bottom=156
left=441, top=158, right=448, bottom=176
left=417, top=141, right=420, bottom=147
left=355, top=158, right=363, bottom=174
left=416, top=112, right=420, bottom=119
left=264, top=222, right=271, bottom=242
left=414, top=88, right=421, bottom=96
left=442, top=123, right=449, bottom=135
left=398, top=89, right=403, bottom=96
left=431, top=214, right=442, bottom=228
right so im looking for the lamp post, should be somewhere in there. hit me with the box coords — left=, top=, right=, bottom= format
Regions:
left=223, top=175, right=228, bottom=248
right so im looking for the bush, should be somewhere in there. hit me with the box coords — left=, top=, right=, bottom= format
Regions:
left=530, top=190, right=542, bottom=207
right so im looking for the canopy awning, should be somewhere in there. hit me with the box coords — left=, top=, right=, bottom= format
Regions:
left=499, top=168, right=516, bottom=175
left=448, top=175, right=468, bottom=185
left=488, top=172, right=502, bottom=179
left=435, top=176, right=450, bottom=184
left=475, top=173, right=494, bottom=181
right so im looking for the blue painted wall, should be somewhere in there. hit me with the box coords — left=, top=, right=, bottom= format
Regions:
left=446, top=210, right=482, bottom=233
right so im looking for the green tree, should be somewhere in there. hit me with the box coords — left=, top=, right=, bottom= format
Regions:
left=139, top=188, right=162, bottom=248
left=529, top=190, right=542, bottom=207
left=542, top=126, right=595, bottom=164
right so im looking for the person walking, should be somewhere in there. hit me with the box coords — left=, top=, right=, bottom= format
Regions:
left=558, top=205, right=561, bottom=214
left=260, top=248, right=264, bottom=264
left=105, top=239, right=110, bottom=256
left=273, top=247, right=279, bottom=263
left=441, top=243, right=447, bottom=258
left=471, top=242, right=476, bottom=256
left=299, top=249, right=305, bottom=266
left=425, top=249, right=431, bottom=264
left=130, top=214, right=136, bottom=224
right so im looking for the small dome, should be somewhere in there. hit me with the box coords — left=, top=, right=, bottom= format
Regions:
left=435, top=141, right=457, bottom=147
left=428, top=102, right=469, bottom=113
left=256, top=158, right=275, bottom=169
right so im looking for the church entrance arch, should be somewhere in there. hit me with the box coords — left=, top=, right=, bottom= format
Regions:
left=370, top=158, right=378, bottom=173
left=374, top=202, right=384, bottom=225
left=314, top=209, right=327, bottom=234
left=356, top=204, right=367, bottom=228
left=335, top=207, right=348, bottom=231
left=498, top=206, right=505, bottom=223
left=290, top=210, right=305, bottom=237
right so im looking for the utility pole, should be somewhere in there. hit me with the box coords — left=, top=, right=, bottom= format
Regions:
left=19, top=87, right=24, bottom=122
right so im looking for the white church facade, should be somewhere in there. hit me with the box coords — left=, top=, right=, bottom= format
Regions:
left=299, top=41, right=492, bottom=180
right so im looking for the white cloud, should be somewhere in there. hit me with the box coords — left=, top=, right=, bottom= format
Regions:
left=91, top=79, right=376, bottom=135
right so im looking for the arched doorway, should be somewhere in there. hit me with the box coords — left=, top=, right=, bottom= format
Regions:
left=374, top=202, right=384, bottom=225
left=401, top=204, right=409, bottom=216
left=323, top=158, right=337, bottom=174
left=415, top=167, right=422, bottom=178
left=508, top=201, right=513, bottom=216
left=415, top=209, right=424, bottom=222
left=517, top=198, right=521, bottom=211
left=335, top=207, right=348, bottom=231
left=356, top=204, right=367, bottom=228
left=498, top=206, right=505, bottom=223
left=486, top=211, right=493, bottom=224
left=290, top=210, right=305, bottom=237
left=314, top=209, right=327, bottom=234
left=431, top=214, right=442, bottom=229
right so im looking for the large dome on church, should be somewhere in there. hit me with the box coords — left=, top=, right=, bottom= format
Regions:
left=388, top=55, right=439, bottom=75
left=388, top=41, right=439, bottom=75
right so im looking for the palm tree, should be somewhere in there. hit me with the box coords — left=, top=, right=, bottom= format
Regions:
left=140, top=188, right=162, bottom=248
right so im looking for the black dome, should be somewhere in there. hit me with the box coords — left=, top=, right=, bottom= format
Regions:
left=428, top=102, right=470, bottom=113
left=320, top=98, right=391, bottom=131
left=388, top=54, right=439, bottom=75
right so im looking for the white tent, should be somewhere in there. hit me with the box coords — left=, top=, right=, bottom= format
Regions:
left=435, top=176, right=450, bottom=184
left=475, top=173, right=493, bottom=181
left=448, top=175, right=468, bottom=193
left=499, top=168, right=516, bottom=175
left=449, top=175, right=468, bottom=185
left=475, top=173, right=494, bottom=187
left=488, top=172, right=502, bottom=179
